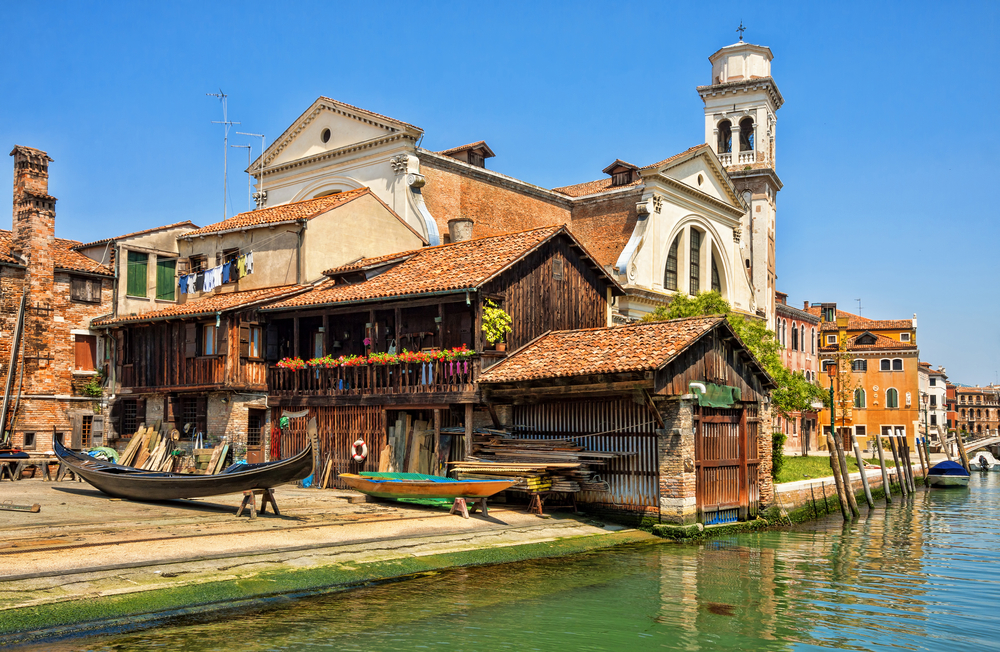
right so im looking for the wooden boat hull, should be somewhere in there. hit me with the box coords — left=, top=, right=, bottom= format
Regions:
left=927, top=474, right=970, bottom=488
left=339, top=473, right=514, bottom=500
left=54, top=439, right=313, bottom=501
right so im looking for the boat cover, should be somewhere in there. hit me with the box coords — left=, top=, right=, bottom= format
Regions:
left=929, top=460, right=969, bottom=476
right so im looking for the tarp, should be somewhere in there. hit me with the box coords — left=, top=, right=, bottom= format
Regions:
left=693, top=383, right=742, bottom=408
left=929, top=460, right=969, bottom=476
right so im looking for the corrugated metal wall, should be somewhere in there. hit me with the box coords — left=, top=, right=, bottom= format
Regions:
left=511, top=398, right=659, bottom=512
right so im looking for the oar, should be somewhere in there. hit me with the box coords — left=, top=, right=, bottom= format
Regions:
left=0, top=501, right=40, bottom=513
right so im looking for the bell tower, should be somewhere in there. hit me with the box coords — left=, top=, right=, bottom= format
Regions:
left=697, top=34, right=783, bottom=329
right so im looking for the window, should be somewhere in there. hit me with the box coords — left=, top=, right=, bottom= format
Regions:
left=811, top=328, right=816, bottom=354
left=930, top=378, right=936, bottom=387
left=74, top=334, right=97, bottom=371
left=189, top=254, right=208, bottom=273
left=247, top=411, right=263, bottom=447
left=155, top=258, right=176, bottom=301
left=826, top=334, right=837, bottom=345
left=900, top=333, right=910, bottom=342
left=931, top=414, right=937, bottom=426
left=880, top=359, right=891, bottom=371
left=717, top=120, right=732, bottom=153
left=961, top=409, right=967, bottom=419
left=70, top=276, right=102, bottom=303
left=892, top=359, right=903, bottom=371
left=126, top=250, right=148, bottom=297
left=689, top=230, right=701, bottom=295
left=81, top=415, right=93, bottom=448
left=552, top=257, right=564, bottom=281
left=930, top=395, right=937, bottom=407
left=824, top=306, right=835, bottom=322
left=664, top=236, right=679, bottom=291
left=854, top=388, right=866, bottom=408
left=791, top=325, right=798, bottom=351
left=321, top=128, right=331, bottom=143
left=711, top=257, right=721, bottom=293
left=822, top=360, right=836, bottom=372
left=886, top=388, right=899, bottom=409
left=23, top=432, right=35, bottom=449
left=852, top=359, right=867, bottom=372
left=122, top=399, right=138, bottom=436
left=800, top=326, right=805, bottom=352
left=203, top=324, right=218, bottom=356
left=739, top=117, right=754, bottom=151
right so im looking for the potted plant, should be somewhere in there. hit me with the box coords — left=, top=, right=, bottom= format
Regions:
left=482, top=299, right=513, bottom=352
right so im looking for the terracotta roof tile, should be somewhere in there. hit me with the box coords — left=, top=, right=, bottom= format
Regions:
left=74, top=221, right=199, bottom=250
left=94, top=285, right=307, bottom=326
left=0, top=229, right=113, bottom=275
left=267, top=226, right=606, bottom=311
left=820, top=331, right=917, bottom=353
left=480, top=316, right=725, bottom=384
left=806, top=307, right=914, bottom=332
left=641, top=144, right=712, bottom=171
left=439, top=141, right=495, bottom=158
left=552, top=176, right=642, bottom=198
left=183, top=188, right=373, bottom=238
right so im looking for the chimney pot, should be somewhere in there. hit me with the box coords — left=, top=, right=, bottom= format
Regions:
left=448, top=217, right=474, bottom=243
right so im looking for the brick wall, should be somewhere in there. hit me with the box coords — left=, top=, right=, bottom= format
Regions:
left=657, top=397, right=698, bottom=524
left=206, top=392, right=267, bottom=461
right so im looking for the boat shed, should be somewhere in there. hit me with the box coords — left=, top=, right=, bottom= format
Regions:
left=478, top=315, right=777, bottom=525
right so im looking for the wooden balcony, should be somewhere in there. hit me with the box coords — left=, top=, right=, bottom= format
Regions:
left=119, top=357, right=267, bottom=392
left=268, top=357, right=481, bottom=406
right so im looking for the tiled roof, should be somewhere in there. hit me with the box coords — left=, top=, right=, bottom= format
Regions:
left=641, top=144, right=712, bottom=171
left=439, top=141, right=495, bottom=157
left=75, top=221, right=198, bottom=250
left=480, top=316, right=727, bottom=384
left=820, top=332, right=917, bottom=353
left=93, top=285, right=307, bottom=326
left=0, top=229, right=113, bottom=275
left=267, top=225, right=613, bottom=311
left=806, top=307, right=914, bottom=332
left=601, top=159, right=638, bottom=174
left=552, top=176, right=642, bottom=198
left=182, top=188, right=374, bottom=238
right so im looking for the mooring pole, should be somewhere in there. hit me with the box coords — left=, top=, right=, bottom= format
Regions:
left=873, top=431, right=892, bottom=504
left=889, top=436, right=908, bottom=498
left=853, top=436, right=874, bottom=509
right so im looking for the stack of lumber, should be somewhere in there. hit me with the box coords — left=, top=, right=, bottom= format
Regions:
left=118, top=423, right=228, bottom=475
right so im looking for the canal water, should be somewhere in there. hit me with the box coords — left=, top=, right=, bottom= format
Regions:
left=36, top=473, right=1000, bottom=651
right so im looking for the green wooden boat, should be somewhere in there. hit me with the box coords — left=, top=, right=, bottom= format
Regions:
left=340, top=472, right=514, bottom=501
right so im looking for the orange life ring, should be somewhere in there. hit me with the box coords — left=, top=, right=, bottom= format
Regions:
left=352, top=439, right=368, bottom=463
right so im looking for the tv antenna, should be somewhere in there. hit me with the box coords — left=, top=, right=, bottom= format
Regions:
left=230, top=144, right=252, bottom=213
left=237, top=131, right=267, bottom=209
left=207, top=90, right=240, bottom=220
left=856, top=298, right=863, bottom=315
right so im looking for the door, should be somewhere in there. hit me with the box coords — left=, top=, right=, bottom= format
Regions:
left=247, top=409, right=266, bottom=464
left=695, top=405, right=761, bottom=524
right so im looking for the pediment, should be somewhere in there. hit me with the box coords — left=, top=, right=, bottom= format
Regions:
left=648, top=148, right=744, bottom=210
left=258, top=97, right=424, bottom=169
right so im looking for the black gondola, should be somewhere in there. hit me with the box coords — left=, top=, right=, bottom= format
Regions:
left=53, top=438, right=313, bottom=501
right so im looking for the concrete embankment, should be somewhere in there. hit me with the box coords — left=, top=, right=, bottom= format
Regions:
left=0, top=479, right=655, bottom=645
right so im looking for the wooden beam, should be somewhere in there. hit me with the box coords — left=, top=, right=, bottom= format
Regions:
left=264, top=295, right=469, bottom=320
left=464, top=403, right=473, bottom=461
left=483, top=380, right=653, bottom=399
left=486, top=403, right=501, bottom=428
left=642, top=389, right=664, bottom=429
left=270, top=392, right=480, bottom=408
left=433, top=408, right=441, bottom=475
left=292, top=317, right=300, bottom=358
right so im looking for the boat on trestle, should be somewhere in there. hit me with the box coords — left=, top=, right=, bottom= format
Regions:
left=53, top=438, right=313, bottom=501
left=926, top=460, right=971, bottom=488
left=339, top=472, right=514, bottom=501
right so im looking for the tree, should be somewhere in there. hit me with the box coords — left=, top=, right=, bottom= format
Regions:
left=642, top=291, right=827, bottom=416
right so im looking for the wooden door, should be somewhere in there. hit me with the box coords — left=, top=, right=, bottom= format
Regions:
left=246, top=409, right=265, bottom=464
left=695, top=405, right=760, bottom=524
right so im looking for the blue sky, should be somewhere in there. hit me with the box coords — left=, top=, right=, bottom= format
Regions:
left=1, top=1, right=998, bottom=384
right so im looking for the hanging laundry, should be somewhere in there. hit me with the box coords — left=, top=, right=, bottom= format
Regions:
left=245, top=251, right=253, bottom=274
left=178, top=275, right=188, bottom=294
left=237, top=254, right=246, bottom=279
left=195, top=272, right=205, bottom=292
left=213, top=265, right=223, bottom=288
left=222, top=261, right=232, bottom=284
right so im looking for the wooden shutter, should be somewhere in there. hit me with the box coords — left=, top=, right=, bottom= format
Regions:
left=126, top=251, right=148, bottom=298
left=91, top=415, right=105, bottom=446
left=69, top=412, right=83, bottom=449
left=109, top=398, right=123, bottom=437
left=217, top=320, right=229, bottom=356
left=156, top=258, right=176, bottom=301
left=176, top=257, right=191, bottom=275
left=75, top=335, right=97, bottom=371
left=239, top=324, right=251, bottom=358
left=265, top=323, right=279, bottom=362
left=135, top=397, right=147, bottom=429
left=184, top=323, right=197, bottom=358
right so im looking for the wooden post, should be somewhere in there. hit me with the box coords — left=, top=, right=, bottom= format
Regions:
left=901, top=435, right=916, bottom=493
left=293, top=317, right=300, bottom=358
left=874, top=431, right=893, bottom=504
left=852, top=437, right=874, bottom=509
left=464, top=403, right=473, bottom=461
left=834, top=430, right=860, bottom=518
left=915, top=436, right=929, bottom=485
left=955, top=430, right=971, bottom=472
left=437, top=303, right=445, bottom=350
left=889, top=436, right=908, bottom=498
left=826, top=434, right=851, bottom=521
left=433, top=408, right=442, bottom=476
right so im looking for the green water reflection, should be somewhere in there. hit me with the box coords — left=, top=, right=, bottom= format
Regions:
left=38, top=474, right=1000, bottom=651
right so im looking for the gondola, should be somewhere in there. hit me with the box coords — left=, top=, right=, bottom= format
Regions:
left=53, top=438, right=313, bottom=501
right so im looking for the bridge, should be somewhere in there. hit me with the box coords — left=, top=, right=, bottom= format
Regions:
left=964, top=435, right=1000, bottom=454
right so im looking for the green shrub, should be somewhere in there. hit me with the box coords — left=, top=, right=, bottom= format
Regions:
left=771, top=431, right=787, bottom=480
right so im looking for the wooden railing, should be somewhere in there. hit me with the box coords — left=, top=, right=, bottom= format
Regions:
left=268, top=357, right=480, bottom=398
left=120, top=356, right=226, bottom=389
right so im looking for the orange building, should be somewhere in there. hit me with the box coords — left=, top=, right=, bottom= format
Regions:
left=808, top=303, right=920, bottom=451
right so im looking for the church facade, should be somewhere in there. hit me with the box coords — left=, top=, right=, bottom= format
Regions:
left=249, top=39, right=783, bottom=327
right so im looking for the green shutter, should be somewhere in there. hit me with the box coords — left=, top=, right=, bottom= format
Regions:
left=126, top=251, right=147, bottom=298
left=156, top=258, right=176, bottom=301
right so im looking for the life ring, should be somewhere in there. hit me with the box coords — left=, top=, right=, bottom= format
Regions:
left=352, top=439, right=368, bottom=463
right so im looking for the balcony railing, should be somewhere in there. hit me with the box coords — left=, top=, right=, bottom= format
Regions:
left=268, top=357, right=480, bottom=398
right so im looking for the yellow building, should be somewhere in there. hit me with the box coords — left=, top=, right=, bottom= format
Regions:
left=808, top=303, right=919, bottom=451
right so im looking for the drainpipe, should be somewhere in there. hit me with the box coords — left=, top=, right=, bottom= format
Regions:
left=296, top=220, right=306, bottom=285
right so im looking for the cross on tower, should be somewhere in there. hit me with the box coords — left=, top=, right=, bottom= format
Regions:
left=737, top=21, right=746, bottom=41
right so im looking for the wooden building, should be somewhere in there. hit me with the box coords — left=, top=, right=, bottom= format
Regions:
left=258, top=225, right=622, bottom=485
left=478, top=316, right=776, bottom=525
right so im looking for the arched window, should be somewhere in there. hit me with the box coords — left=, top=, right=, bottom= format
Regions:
left=791, top=324, right=799, bottom=351
left=711, top=257, right=721, bottom=293
left=978, top=409, right=982, bottom=419
left=854, top=388, right=866, bottom=408
left=800, top=326, right=805, bottom=352
left=739, top=117, right=754, bottom=151
left=961, top=408, right=967, bottom=419
left=718, top=120, right=732, bottom=154
left=689, top=229, right=701, bottom=295
left=663, top=236, right=679, bottom=291
left=886, top=388, right=899, bottom=409
left=811, top=328, right=815, bottom=354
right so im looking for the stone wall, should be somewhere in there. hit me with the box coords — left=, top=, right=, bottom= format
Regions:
left=656, top=397, right=698, bottom=524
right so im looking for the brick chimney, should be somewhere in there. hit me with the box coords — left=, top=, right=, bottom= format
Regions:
left=10, top=145, right=57, bottom=392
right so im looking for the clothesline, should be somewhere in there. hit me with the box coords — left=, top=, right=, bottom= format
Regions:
left=178, top=251, right=254, bottom=294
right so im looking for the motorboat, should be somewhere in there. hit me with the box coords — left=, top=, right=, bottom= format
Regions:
left=926, top=460, right=970, bottom=488
left=970, top=451, right=1000, bottom=472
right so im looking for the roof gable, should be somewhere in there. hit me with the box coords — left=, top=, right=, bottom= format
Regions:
left=258, top=97, right=423, bottom=170
left=641, top=144, right=744, bottom=209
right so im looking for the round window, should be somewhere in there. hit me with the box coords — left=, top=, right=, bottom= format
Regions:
left=697, top=174, right=704, bottom=186
left=321, top=128, right=331, bottom=144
